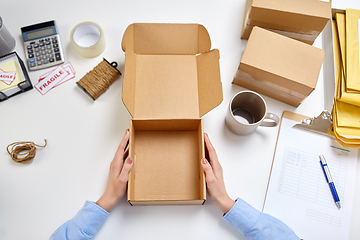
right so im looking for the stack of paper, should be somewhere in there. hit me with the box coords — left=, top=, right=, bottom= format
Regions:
left=332, top=9, right=360, bottom=148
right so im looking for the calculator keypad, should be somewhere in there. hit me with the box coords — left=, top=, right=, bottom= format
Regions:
left=24, top=35, right=64, bottom=71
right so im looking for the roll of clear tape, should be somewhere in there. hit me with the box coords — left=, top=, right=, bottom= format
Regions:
left=70, top=22, right=106, bottom=58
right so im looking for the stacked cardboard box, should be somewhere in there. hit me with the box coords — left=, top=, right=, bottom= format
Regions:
left=234, top=0, right=330, bottom=107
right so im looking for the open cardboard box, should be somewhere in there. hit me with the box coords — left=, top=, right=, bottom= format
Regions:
left=241, top=0, right=330, bottom=45
left=233, top=27, right=325, bottom=107
left=121, top=23, right=223, bottom=205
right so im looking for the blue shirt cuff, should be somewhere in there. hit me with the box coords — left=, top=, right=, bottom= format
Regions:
left=71, top=201, right=109, bottom=237
left=223, top=198, right=260, bottom=235
left=223, top=198, right=300, bottom=240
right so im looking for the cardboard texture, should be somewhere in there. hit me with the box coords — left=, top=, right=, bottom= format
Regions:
left=121, top=23, right=223, bottom=205
left=233, top=27, right=324, bottom=107
left=241, top=0, right=331, bottom=44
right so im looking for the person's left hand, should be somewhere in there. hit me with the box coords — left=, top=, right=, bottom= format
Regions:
left=96, top=129, right=133, bottom=212
left=201, top=133, right=235, bottom=214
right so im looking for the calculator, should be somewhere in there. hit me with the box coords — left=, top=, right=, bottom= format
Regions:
left=21, top=20, right=64, bottom=71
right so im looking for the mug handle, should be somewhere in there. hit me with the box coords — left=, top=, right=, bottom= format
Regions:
left=260, top=113, right=280, bottom=127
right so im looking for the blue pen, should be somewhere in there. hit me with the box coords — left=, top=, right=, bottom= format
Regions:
left=319, top=155, right=341, bottom=209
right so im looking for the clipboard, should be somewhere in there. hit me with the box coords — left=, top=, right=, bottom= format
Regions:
left=263, top=111, right=358, bottom=240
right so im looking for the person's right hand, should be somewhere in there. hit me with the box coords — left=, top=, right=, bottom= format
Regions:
left=201, top=133, right=235, bottom=214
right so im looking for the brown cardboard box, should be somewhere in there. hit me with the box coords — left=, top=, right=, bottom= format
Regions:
left=233, top=27, right=324, bottom=107
left=241, top=0, right=331, bottom=44
left=121, top=23, right=223, bottom=206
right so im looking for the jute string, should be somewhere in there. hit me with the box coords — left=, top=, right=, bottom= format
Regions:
left=76, top=60, right=120, bottom=100
left=6, top=140, right=47, bottom=164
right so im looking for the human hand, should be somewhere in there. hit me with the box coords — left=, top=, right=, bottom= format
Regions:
left=201, top=133, right=235, bottom=214
left=96, top=129, right=133, bottom=212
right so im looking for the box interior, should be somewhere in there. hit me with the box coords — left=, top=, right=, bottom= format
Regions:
left=128, top=119, right=205, bottom=205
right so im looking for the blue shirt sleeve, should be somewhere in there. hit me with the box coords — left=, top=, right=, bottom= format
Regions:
left=49, top=201, right=109, bottom=240
left=223, top=198, right=300, bottom=240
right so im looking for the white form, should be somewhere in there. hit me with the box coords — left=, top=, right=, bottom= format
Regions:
left=263, top=117, right=358, bottom=240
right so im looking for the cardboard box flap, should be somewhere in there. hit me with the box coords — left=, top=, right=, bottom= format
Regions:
left=123, top=53, right=222, bottom=119
left=122, top=23, right=222, bottom=119
left=127, top=54, right=201, bottom=119
left=122, top=23, right=211, bottom=55
left=121, top=46, right=136, bottom=117
left=197, top=49, right=223, bottom=117
left=248, top=0, right=330, bottom=33
left=121, top=24, right=135, bottom=53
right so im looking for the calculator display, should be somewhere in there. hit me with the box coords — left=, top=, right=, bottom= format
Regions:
left=26, top=27, right=54, bottom=40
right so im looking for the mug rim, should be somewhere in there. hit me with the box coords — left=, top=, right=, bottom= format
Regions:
left=229, top=90, right=267, bottom=126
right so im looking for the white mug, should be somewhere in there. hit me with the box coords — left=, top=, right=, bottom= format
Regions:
left=225, top=90, right=279, bottom=135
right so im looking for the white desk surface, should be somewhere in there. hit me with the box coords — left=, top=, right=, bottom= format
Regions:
left=1, top=0, right=359, bottom=239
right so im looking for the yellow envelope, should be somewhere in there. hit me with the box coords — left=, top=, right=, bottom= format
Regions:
left=329, top=16, right=360, bottom=147
left=0, top=60, right=23, bottom=92
left=334, top=133, right=360, bottom=148
left=333, top=103, right=360, bottom=148
left=345, top=9, right=360, bottom=93
left=333, top=13, right=360, bottom=106
left=335, top=100, right=360, bottom=128
left=336, top=13, right=346, bottom=70
left=333, top=102, right=360, bottom=137
left=334, top=132, right=360, bottom=146
left=332, top=20, right=342, bottom=100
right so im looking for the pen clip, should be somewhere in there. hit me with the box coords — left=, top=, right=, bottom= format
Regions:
left=319, top=155, right=333, bottom=183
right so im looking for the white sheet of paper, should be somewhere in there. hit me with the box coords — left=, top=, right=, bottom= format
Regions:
left=263, top=118, right=358, bottom=240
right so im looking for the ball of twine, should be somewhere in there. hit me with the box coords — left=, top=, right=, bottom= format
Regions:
left=6, top=140, right=47, bottom=164
left=76, top=59, right=120, bottom=100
